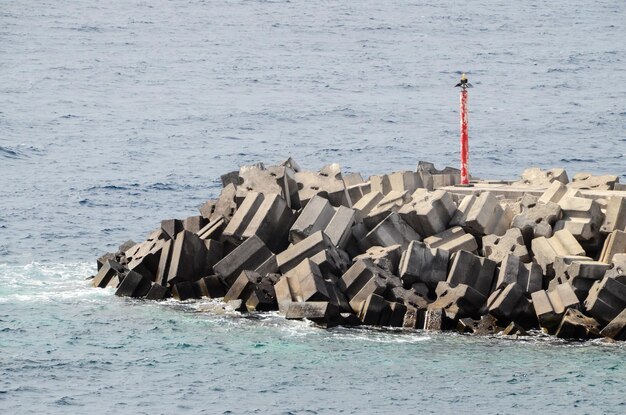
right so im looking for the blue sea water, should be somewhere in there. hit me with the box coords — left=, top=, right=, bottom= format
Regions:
left=1, top=0, right=626, bottom=413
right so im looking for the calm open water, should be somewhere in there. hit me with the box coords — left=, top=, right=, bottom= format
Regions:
left=1, top=1, right=625, bottom=413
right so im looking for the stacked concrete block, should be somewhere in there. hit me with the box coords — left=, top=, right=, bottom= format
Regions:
left=284, top=302, right=345, bottom=326
left=196, top=216, right=226, bottom=241
left=599, top=230, right=626, bottom=264
left=510, top=200, right=561, bottom=243
left=240, top=193, right=293, bottom=252
left=194, top=275, right=227, bottom=298
left=600, top=309, right=626, bottom=340
left=352, top=191, right=384, bottom=222
left=537, top=181, right=568, bottom=205
left=514, top=167, right=569, bottom=187
left=569, top=172, right=618, bottom=191
left=200, top=183, right=237, bottom=223
left=324, top=206, right=356, bottom=249
left=214, top=235, right=274, bottom=287
left=553, top=259, right=611, bottom=301
left=338, top=259, right=389, bottom=314
left=423, top=226, right=478, bottom=254
left=451, top=192, right=510, bottom=236
left=171, top=281, right=198, bottom=301
left=486, top=283, right=533, bottom=325
left=363, top=212, right=421, bottom=251
left=267, top=164, right=301, bottom=210
left=496, top=254, right=543, bottom=294
left=92, top=259, right=127, bottom=288
left=346, top=182, right=371, bottom=206
left=601, top=196, right=626, bottom=234
left=125, top=238, right=167, bottom=282
left=429, top=282, right=487, bottom=320
left=289, top=195, right=335, bottom=244
left=354, top=245, right=402, bottom=275
left=399, top=189, right=456, bottom=237
left=482, top=228, right=530, bottom=265
left=236, top=164, right=299, bottom=209
left=358, top=293, right=390, bottom=325
left=295, top=170, right=351, bottom=208
left=530, top=283, right=580, bottom=333
left=161, top=219, right=184, bottom=240
left=276, top=231, right=337, bottom=274
left=145, top=283, right=170, bottom=300
left=584, top=275, right=626, bottom=325
left=222, top=192, right=265, bottom=244
left=363, top=190, right=411, bottom=229
left=182, top=216, right=207, bottom=234
left=164, top=230, right=217, bottom=285
left=398, top=240, right=449, bottom=288
left=531, top=229, right=585, bottom=277
left=115, top=270, right=152, bottom=298
left=416, top=161, right=460, bottom=189
left=447, top=250, right=497, bottom=298
left=387, top=171, right=425, bottom=194
left=555, top=309, right=601, bottom=339
left=554, top=193, right=604, bottom=241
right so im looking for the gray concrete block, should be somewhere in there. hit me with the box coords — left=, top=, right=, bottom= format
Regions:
left=352, top=191, right=384, bottom=222
left=283, top=259, right=330, bottom=302
left=530, top=283, right=580, bottom=333
left=514, top=167, right=569, bottom=187
left=398, top=240, right=449, bottom=288
left=295, top=170, right=351, bottom=208
left=429, top=282, right=487, bottom=320
left=364, top=211, right=421, bottom=251
left=358, top=293, right=387, bottom=325
left=92, top=259, right=126, bottom=288
left=182, top=215, right=207, bottom=234
left=196, top=216, right=226, bottom=240
left=447, top=250, right=497, bottom=297
left=487, top=283, right=530, bottom=324
left=115, top=270, right=152, bottom=298
left=166, top=230, right=213, bottom=285
left=223, top=270, right=260, bottom=303
left=584, top=275, right=626, bottom=325
left=569, top=172, right=618, bottom=191
left=276, top=231, right=335, bottom=274
left=171, top=281, right=198, bottom=301
left=423, top=226, right=478, bottom=254
left=496, top=254, right=543, bottom=294
left=537, top=181, right=568, bottom=204
left=125, top=239, right=166, bottom=282
left=601, top=196, right=626, bottom=234
left=241, top=193, right=294, bottom=253
left=195, top=275, right=227, bottom=298
left=145, top=283, right=169, bottom=300
left=324, top=206, right=356, bottom=249
left=555, top=309, right=601, bottom=339
left=222, top=191, right=265, bottom=245
left=399, top=189, right=457, bottom=237
left=338, top=259, right=388, bottom=313
left=511, top=200, right=561, bottom=243
left=289, top=195, right=335, bottom=244
left=389, top=302, right=408, bottom=327
left=554, top=260, right=611, bottom=301
left=482, top=228, right=530, bottom=265
left=599, top=230, right=626, bottom=264
left=554, top=194, right=604, bottom=241
left=531, top=229, right=585, bottom=277
left=363, top=190, right=411, bottom=229
left=209, top=183, right=238, bottom=223
left=354, top=244, right=402, bottom=275
left=161, top=219, right=184, bottom=240
left=451, top=192, right=510, bottom=236
left=213, top=235, right=274, bottom=287
left=600, top=308, right=626, bottom=340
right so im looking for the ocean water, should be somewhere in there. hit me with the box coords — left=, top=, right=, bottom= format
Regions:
left=1, top=0, right=625, bottom=413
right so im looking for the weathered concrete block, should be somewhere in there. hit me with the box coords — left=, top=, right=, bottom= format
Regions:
left=554, top=194, right=604, bottom=241
left=268, top=164, right=301, bottom=209
left=346, top=182, right=370, bottom=206
left=555, top=260, right=611, bottom=301
left=457, top=315, right=504, bottom=336
left=196, top=216, right=226, bottom=241
left=254, top=254, right=278, bottom=276
left=290, top=195, right=335, bottom=244
left=538, top=181, right=568, bottom=204
left=182, top=215, right=207, bottom=234
left=364, top=212, right=421, bottom=250
left=388, top=171, right=424, bottom=194
left=205, top=183, right=237, bottom=223
left=531, top=229, right=585, bottom=277
left=245, top=275, right=278, bottom=312
left=482, top=228, right=530, bottom=265
left=584, top=275, right=626, bottom=325
left=295, top=170, right=351, bottom=208
left=387, top=286, right=429, bottom=310
left=195, top=275, right=227, bottom=298
left=423, top=308, right=449, bottom=331
left=358, top=293, right=388, bottom=325
left=338, top=259, right=389, bottom=313
left=241, top=193, right=293, bottom=252
left=115, top=271, right=152, bottom=298
left=161, top=219, right=184, bottom=240
left=600, top=308, right=626, bottom=340
left=222, top=191, right=265, bottom=245
left=388, top=302, right=408, bottom=327
left=166, top=230, right=214, bottom=285
left=352, top=191, right=384, bottom=222
left=511, top=200, right=561, bottom=243
left=223, top=270, right=260, bottom=303
left=569, top=172, right=618, bottom=191
left=601, top=196, right=626, bottom=234
left=451, top=192, right=510, bottom=236
left=599, top=230, right=626, bottom=264
left=399, top=189, right=456, bottom=237
left=430, top=281, right=487, bottom=320
left=213, top=235, right=273, bottom=286
left=369, top=174, right=391, bottom=195
left=125, top=239, right=166, bottom=282
left=417, top=162, right=461, bottom=189
left=447, top=250, right=497, bottom=298
left=283, top=259, right=330, bottom=302
left=276, top=231, right=335, bottom=274
left=363, top=190, right=411, bottom=229
left=171, top=281, right=198, bottom=301
left=220, top=170, right=239, bottom=188
left=555, top=309, right=601, bottom=339
left=308, top=249, right=348, bottom=276
left=145, top=283, right=169, bottom=300
left=423, top=226, right=478, bottom=254
left=487, top=283, right=531, bottom=324
left=530, top=283, right=580, bottom=333
left=92, top=259, right=126, bottom=288
left=514, top=167, right=569, bottom=187
left=236, top=164, right=297, bottom=208
left=324, top=206, right=356, bottom=250
left=398, top=240, right=449, bottom=288
left=198, top=199, right=217, bottom=222
left=496, top=254, right=543, bottom=294
left=284, top=302, right=348, bottom=327
left=501, top=322, right=528, bottom=337
left=354, top=245, right=402, bottom=275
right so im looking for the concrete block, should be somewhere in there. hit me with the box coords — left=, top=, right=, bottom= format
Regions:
left=267, top=164, right=301, bottom=209
left=399, top=189, right=457, bottom=237
left=387, top=286, right=429, bottom=310
left=429, top=282, right=487, bottom=320
left=584, top=275, right=626, bottom=325
left=276, top=231, right=335, bottom=274
left=324, top=206, right=356, bottom=249
left=222, top=191, right=265, bottom=245
left=569, top=172, right=618, bottom=191
left=241, top=193, right=294, bottom=252
left=423, top=226, right=478, bottom=254
left=388, top=171, right=425, bottom=194
left=346, top=182, right=370, bottom=205
left=496, top=254, right=543, bottom=294
left=530, top=283, right=580, bottom=333
left=338, top=259, right=389, bottom=313
left=447, top=250, right=497, bottom=297
left=600, top=308, right=626, bottom=341
left=208, top=183, right=238, bottom=223
left=402, top=305, right=419, bottom=328
left=236, top=164, right=293, bottom=207
left=555, top=309, right=601, bottom=339
left=538, top=181, right=568, bottom=204
left=171, top=281, right=198, bottom=301
left=388, top=302, right=408, bottom=327
left=254, top=254, right=278, bottom=276
left=166, top=230, right=213, bottom=285
left=554, top=260, right=611, bottom=301
left=364, top=212, right=421, bottom=250
left=342, top=172, right=365, bottom=188
left=289, top=195, right=335, bottom=244
left=358, top=293, right=387, bottom=325
left=145, top=283, right=169, bottom=300
left=309, top=249, right=348, bottom=276
left=213, top=235, right=274, bottom=287
left=482, top=228, right=530, bottom=265
left=295, top=170, right=351, bottom=208
left=161, top=219, right=183, bottom=240
left=487, top=283, right=531, bottom=324
left=457, top=315, right=504, bottom=335
left=283, top=259, right=330, bottom=302
left=92, top=259, right=126, bottom=288
left=245, top=275, right=278, bottom=312
left=284, top=302, right=346, bottom=327
left=531, top=229, right=585, bottom=277
left=125, top=239, right=166, bottom=282
left=195, top=275, right=227, bottom=298
left=514, top=167, right=569, bottom=187
left=196, top=216, right=226, bottom=241
left=115, top=270, right=152, bottom=298
left=511, top=201, right=561, bottom=243
left=223, top=270, right=260, bottom=303
left=354, top=245, right=403, bottom=275
left=398, top=240, right=449, bottom=288
left=601, top=197, right=626, bottom=234
left=451, top=192, right=510, bottom=236
left=220, top=170, right=239, bottom=188
left=501, top=322, right=528, bottom=337
left=599, top=230, right=626, bottom=264
left=554, top=194, right=604, bottom=241
left=369, top=175, right=391, bottom=195
left=352, top=191, right=384, bottom=222
left=182, top=216, right=207, bottom=234
left=198, top=199, right=217, bottom=221
left=363, top=190, right=411, bottom=229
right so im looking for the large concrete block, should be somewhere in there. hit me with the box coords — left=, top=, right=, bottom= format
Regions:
left=482, top=228, right=530, bottom=265
left=125, top=239, right=166, bottom=282
left=161, top=219, right=184, bottom=240
left=600, top=308, right=626, bottom=340
left=584, top=275, right=626, bottom=325
left=487, top=283, right=532, bottom=325
left=358, top=293, right=388, bottom=325
left=92, top=259, right=126, bottom=288
left=531, top=229, right=585, bottom=277
left=283, top=259, right=330, bottom=302
left=554, top=194, right=604, bottom=241
left=338, top=259, right=389, bottom=313
left=530, top=283, right=580, bottom=333
left=289, top=195, right=335, bottom=244
left=172, top=281, right=198, bottom=301
left=324, top=206, right=356, bottom=249
left=145, top=283, right=170, bottom=300
left=276, top=231, right=335, bottom=274
left=555, top=309, right=601, bottom=339
left=196, top=216, right=226, bottom=241
left=352, top=191, right=384, bottom=222
left=389, top=302, right=408, bottom=327
left=309, top=249, right=348, bottom=276
left=423, top=226, right=478, bottom=254
left=364, top=212, right=421, bottom=251
left=241, top=193, right=294, bottom=252
left=398, top=240, right=449, bottom=288
left=399, top=189, right=456, bottom=237
left=388, top=171, right=424, bottom=194
left=514, top=167, right=569, bottom=187
left=363, top=190, right=411, bottom=229
left=451, top=192, right=510, bottom=236
left=511, top=200, right=561, bottom=243
left=429, top=282, right=487, bottom=320
left=447, top=250, right=497, bottom=297
left=236, top=164, right=297, bottom=208
left=496, top=254, right=543, bottom=294
left=182, top=216, right=208, bottom=234
left=387, top=286, right=429, bottom=310
left=195, top=275, right=227, bottom=298
left=295, top=170, right=351, bottom=208
left=268, top=164, right=301, bottom=209
left=538, top=181, right=568, bottom=204
left=601, top=197, right=626, bottom=234
left=354, top=245, right=402, bottom=275
left=553, top=259, right=611, bottom=301
left=222, top=191, right=265, bottom=245
left=569, top=172, right=618, bottom=191
left=284, top=302, right=349, bottom=327
left=206, top=183, right=237, bottom=223
left=213, top=235, right=274, bottom=287
left=166, top=230, right=214, bottom=285
left=416, top=161, right=460, bottom=189
left=599, top=230, right=626, bottom=264
left=223, top=270, right=260, bottom=303
left=115, top=271, right=152, bottom=298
